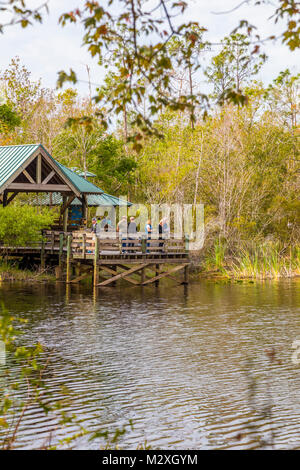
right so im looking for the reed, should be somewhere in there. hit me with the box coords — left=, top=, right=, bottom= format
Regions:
left=227, top=243, right=300, bottom=279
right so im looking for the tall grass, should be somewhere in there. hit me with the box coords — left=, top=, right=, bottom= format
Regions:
left=228, top=243, right=300, bottom=279
left=204, top=240, right=227, bottom=274
left=204, top=241, right=300, bottom=279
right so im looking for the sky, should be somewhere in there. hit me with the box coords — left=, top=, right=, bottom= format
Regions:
left=0, top=0, right=299, bottom=97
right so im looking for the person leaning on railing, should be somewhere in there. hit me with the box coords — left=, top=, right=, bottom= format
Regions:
left=145, top=219, right=152, bottom=253
left=128, top=216, right=137, bottom=250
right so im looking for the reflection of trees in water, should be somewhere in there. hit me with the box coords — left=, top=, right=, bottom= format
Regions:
left=1, top=281, right=300, bottom=449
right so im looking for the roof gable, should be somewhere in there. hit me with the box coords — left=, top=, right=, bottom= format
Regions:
left=0, top=144, right=104, bottom=196
left=0, top=144, right=40, bottom=189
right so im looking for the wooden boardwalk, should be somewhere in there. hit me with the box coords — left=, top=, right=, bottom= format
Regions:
left=0, top=230, right=191, bottom=287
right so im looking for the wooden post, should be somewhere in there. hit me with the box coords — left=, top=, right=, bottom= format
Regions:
left=93, top=236, right=100, bottom=287
left=141, top=237, right=147, bottom=254
left=82, top=195, right=87, bottom=227
left=51, top=231, right=55, bottom=254
left=66, top=234, right=72, bottom=283
left=185, top=234, right=190, bottom=253
left=184, top=264, right=189, bottom=284
left=41, top=236, right=45, bottom=270
left=82, top=233, right=86, bottom=259
left=63, top=209, right=68, bottom=233
left=36, top=154, right=42, bottom=184
left=62, top=195, right=68, bottom=233
left=55, top=266, right=61, bottom=280
left=59, top=233, right=64, bottom=261
left=57, top=233, right=64, bottom=280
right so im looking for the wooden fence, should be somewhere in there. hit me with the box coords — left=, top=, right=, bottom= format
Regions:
left=70, top=231, right=188, bottom=258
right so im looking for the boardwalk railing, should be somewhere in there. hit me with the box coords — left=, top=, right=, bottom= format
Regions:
left=69, top=231, right=188, bottom=258
left=0, top=230, right=190, bottom=286
left=0, top=230, right=189, bottom=259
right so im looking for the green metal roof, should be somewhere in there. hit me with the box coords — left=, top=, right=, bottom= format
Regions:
left=70, top=167, right=97, bottom=178
left=0, top=144, right=40, bottom=190
left=55, top=160, right=103, bottom=194
left=31, top=192, right=130, bottom=207
left=0, top=144, right=103, bottom=195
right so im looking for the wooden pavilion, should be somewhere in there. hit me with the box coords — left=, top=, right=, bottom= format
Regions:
left=0, top=144, right=190, bottom=287
left=0, top=143, right=125, bottom=230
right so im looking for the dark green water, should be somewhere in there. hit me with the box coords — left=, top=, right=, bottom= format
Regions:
left=0, top=279, right=300, bottom=449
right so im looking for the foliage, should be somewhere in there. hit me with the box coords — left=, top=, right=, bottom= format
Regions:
left=0, top=58, right=298, bottom=272
left=0, top=0, right=48, bottom=33
left=0, top=1, right=298, bottom=142
left=0, top=103, right=20, bottom=132
left=0, top=205, right=55, bottom=246
left=57, top=0, right=299, bottom=145
left=205, top=33, right=266, bottom=101
left=93, top=135, right=137, bottom=194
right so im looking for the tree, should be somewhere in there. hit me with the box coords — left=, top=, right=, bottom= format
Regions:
left=1, top=1, right=299, bottom=143
left=265, top=69, right=299, bottom=130
left=93, top=135, right=137, bottom=194
left=205, top=33, right=266, bottom=102
left=265, top=69, right=300, bottom=170
left=57, top=0, right=299, bottom=144
left=167, top=25, right=208, bottom=128
left=0, top=103, right=20, bottom=132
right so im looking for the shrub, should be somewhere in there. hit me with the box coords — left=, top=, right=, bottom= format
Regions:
left=0, top=205, right=56, bottom=246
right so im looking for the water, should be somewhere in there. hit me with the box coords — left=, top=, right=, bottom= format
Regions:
left=0, top=279, right=300, bottom=449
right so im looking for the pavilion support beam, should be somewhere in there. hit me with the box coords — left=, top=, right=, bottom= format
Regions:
left=7, top=183, right=71, bottom=192
left=61, top=194, right=76, bottom=232
left=36, top=154, right=42, bottom=184
left=82, top=195, right=87, bottom=227
left=42, top=170, right=56, bottom=184
left=23, top=169, right=36, bottom=184
left=2, top=191, right=7, bottom=207
left=62, top=196, right=69, bottom=233
left=61, top=194, right=76, bottom=215
left=6, top=192, right=18, bottom=205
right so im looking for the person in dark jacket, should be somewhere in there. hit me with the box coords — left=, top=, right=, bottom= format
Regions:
left=128, top=216, right=137, bottom=250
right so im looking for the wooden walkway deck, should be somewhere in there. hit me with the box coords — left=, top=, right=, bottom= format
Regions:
left=0, top=230, right=191, bottom=287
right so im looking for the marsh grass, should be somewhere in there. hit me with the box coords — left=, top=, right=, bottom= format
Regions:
left=204, top=241, right=300, bottom=279
left=204, top=240, right=228, bottom=275
left=0, top=260, right=55, bottom=282
left=228, top=243, right=300, bottom=279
